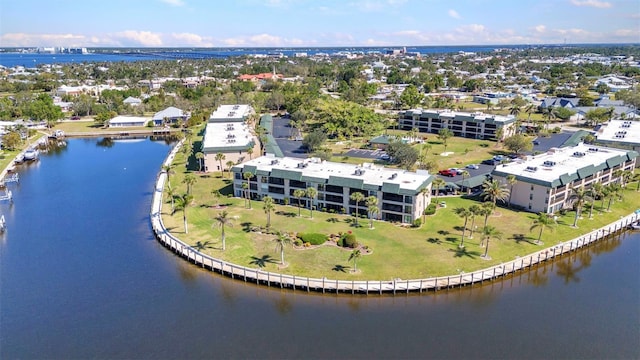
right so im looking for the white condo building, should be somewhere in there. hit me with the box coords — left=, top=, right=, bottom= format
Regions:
left=202, top=104, right=257, bottom=172
left=492, top=143, right=637, bottom=214
left=232, top=155, right=433, bottom=224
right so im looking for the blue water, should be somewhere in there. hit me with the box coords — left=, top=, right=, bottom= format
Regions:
left=0, top=137, right=638, bottom=359
left=0, top=45, right=532, bottom=67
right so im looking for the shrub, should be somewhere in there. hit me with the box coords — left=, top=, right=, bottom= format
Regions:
left=303, top=242, right=311, bottom=247
left=341, top=233, right=358, bottom=248
left=297, top=232, right=328, bottom=245
left=283, top=198, right=289, bottom=206
left=424, top=204, right=437, bottom=215
left=293, top=239, right=302, bottom=246
left=412, top=219, right=422, bottom=228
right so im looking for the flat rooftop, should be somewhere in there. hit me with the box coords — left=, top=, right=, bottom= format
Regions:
left=238, top=155, right=432, bottom=192
left=595, top=120, right=640, bottom=145
left=210, top=104, right=253, bottom=122
left=401, top=108, right=515, bottom=124
left=492, top=143, right=634, bottom=185
left=202, top=122, right=253, bottom=151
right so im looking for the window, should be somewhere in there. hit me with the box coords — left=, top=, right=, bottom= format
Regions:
left=529, top=194, right=533, bottom=200
left=530, top=185, right=534, bottom=191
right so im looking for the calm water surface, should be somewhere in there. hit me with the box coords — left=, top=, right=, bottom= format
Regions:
left=0, top=138, right=638, bottom=359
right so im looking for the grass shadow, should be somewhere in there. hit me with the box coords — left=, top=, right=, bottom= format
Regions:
left=326, top=217, right=340, bottom=223
left=511, top=233, right=534, bottom=244
left=427, top=237, right=442, bottom=244
left=275, top=210, right=297, bottom=218
left=241, top=222, right=253, bottom=233
left=218, top=183, right=234, bottom=196
left=332, top=264, right=349, bottom=272
left=449, top=247, right=481, bottom=259
left=250, top=254, right=277, bottom=268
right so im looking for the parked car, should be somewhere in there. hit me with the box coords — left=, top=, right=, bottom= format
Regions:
left=482, top=159, right=499, bottom=166
left=466, top=164, right=479, bottom=170
left=70, top=116, right=81, bottom=120
left=438, top=169, right=456, bottom=177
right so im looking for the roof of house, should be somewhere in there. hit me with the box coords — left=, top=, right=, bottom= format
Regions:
left=109, top=116, right=149, bottom=125
left=123, top=96, right=142, bottom=104
left=153, top=107, right=185, bottom=121
left=540, top=97, right=580, bottom=108
left=492, top=143, right=638, bottom=188
left=232, top=156, right=433, bottom=196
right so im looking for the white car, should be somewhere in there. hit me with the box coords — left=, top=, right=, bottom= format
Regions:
left=466, top=164, right=479, bottom=170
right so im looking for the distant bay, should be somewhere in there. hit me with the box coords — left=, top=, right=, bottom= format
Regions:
left=1, top=45, right=532, bottom=67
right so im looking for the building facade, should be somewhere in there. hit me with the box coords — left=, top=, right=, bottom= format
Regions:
left=398, top=109, right=516, bottom=141
left=232, top=156, right=433, bottom=224
left=492, top=143, right=637, bottom=214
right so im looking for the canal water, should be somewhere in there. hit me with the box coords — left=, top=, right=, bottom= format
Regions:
left=1, top=138, right=638, bottom=359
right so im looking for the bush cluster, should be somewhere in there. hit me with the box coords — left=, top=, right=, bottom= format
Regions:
left=424, top=204, right=437, bottom=215
left=297, top=232, right=328, bottom=245
left=340, top=232, right=358, bottom=248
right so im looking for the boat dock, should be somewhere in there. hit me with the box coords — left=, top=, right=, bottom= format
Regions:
left=150, top=140, right=640, bottom=295
left=64, top=128, right=180, bottom=138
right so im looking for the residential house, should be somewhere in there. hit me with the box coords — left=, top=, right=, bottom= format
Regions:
left=123, top=96, right=142, bottom=107
left=152, top=107, right=188, bottom=126
left=108, top=116, right=150, bottom=128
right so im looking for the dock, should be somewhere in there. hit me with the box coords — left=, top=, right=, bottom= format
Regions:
left=64, top=128, right=181, bottom=138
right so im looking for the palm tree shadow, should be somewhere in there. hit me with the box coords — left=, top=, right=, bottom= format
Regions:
left=511, top=233, right=534, bottom=245
left=250, top=254, right=276, bottom=268
left=194, top=240, right=216, bottom=251
left=241, top=222, right=253, bottom=233
left=438, top=230, right=450, bottom=236
left=445, top=237, right=457, bottom=244
left=326, top=217, right=339, bottom=223
left=449, top=247, right=480, bottom=259
left=332, top=264, right=350, bottom=272
left=427, top=237, right=442, bottom=244
left=275, top=211, right=296, bottom=218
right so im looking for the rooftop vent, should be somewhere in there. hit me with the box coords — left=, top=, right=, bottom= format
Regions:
left=354, top=169, right=365, bottom=176
left=525, top=166, right=538, bottom=172
left=588, top=147, right=599, bottom=152
left=573, top=151, right=586, bottom=157
left=543, top=160, right=557, bottom=167
left=390, top=173, right=398, bottom=179
left=270, top=159, right=279, bottom=165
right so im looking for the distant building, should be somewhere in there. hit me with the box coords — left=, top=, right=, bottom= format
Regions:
left=152, top=107, right=188, bottom=126
left=108, top=116, right=149, bottom=128
left=492, top=143, right=637, bottom=213
left=232, top=155, right=433, bottom=224
left=201, top=104, right=257, bottom=172
left=594, top=120, right=640, bottom=153
left=123, top=96, right=142, bottom=107
left=398, top=109, right=516, bottom=141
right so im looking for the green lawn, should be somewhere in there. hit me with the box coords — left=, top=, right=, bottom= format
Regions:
left=161, top=144, right=640, bottom=281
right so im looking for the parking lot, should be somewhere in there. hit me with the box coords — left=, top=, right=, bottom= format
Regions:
left=271, top=116, right=307, bottom=158
left=344, top=148, right=388, bottom=160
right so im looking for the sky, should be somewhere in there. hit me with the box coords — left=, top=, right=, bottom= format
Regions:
left=0, top=0, right=638, bottom=48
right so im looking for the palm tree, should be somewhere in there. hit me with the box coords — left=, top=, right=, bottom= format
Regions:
left=242, top=172, right=254, bottom=208
left=368, top=205, right=379, bottom=229
left=409, top=127, right=418, bottom=143
left=195, top=152, right=204, bottom=171
left=225, top=160, right=235, bottom=178
left=543, top=107, right=556, bottom=130
left=247, top=146, right=254, bottom=160
left=468, top=204, right=481, bottom=238
left=481, top=179, right=510, bottom=207
left=365, top=195, right=379, bottom=228
left=481, top=225, right=502, bottom=259
left=460, top=170, right=470, bottom=194
left=437, top=128, right=454, bottom=153
left=241, top=182, right=249, bottom=208
left=349, top=249, right=362, bottom=272
left=263, top=195, right=275, bottom=229
left=162, top=163, right=176, bottom=189
left=419, top=187, right=430, bottom=223
left=182, top=173, right=197, bottom=195
left=306, top=187, right=317, bottom=218
left=453, top=207, right=472, bottom=248
left=524, top=103, right=536, bottom=124
left=569, top=186, right=592, bottom=228
left=350, top=192, right=366, bottom=226
left=509, top=104, right=521, bottom=118
left=605, top=183, right=622, bottom=212
left=166, top=186, right=176, bottom=214
left=211, top=189, right=221, bottom=207
left=481, top=202, right=495, bottom=228
left=174, top=193, right=193, bottom=234
left=213, top=210, right=234, bottom=251
left=530, top=212, right=556, bottom=245
left=632, top=172, right=640, bottom=192
left=432, top=177, right=446, bottom=204
left=506, top=175, right=517, bottom=208
left=590, top=182, right=605, bottom=215
left=293, top=189, right=306, bottom=217
left=215, top=153, right=225, bottom=177
left=274, top=232, right=291, bottom=265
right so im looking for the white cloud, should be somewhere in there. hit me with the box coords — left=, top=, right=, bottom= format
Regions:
left=534, top=25, right=547, bottom=33
left=570, top=0, right=612, bottom=8
left=0, top=33, right=88, bottom=47
left=160, top=0, right=185, bottom=6
left=114, top=31, right=164, bottom=46
left=171, top=33, right=213, bottom=47
left=448, top=9, right=461, bottom=19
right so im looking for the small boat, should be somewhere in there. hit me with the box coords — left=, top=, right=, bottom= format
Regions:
left=628, top=222, right=640, bottom=230
left=23, top=148, right=39, bottom=161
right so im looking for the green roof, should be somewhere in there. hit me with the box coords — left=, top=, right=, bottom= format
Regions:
left=271, top=168, right=302, bottom=181
left=369, top=135, right=392, bottom=145
left=259, top=114, right=273, bottom=134
left=455, top=174, right=487, bottom=189
left=561, top=130, right=592, bottom=147
left=381, top=182, right=400, bottom=194
left=328, top=176, right=364, bottom=189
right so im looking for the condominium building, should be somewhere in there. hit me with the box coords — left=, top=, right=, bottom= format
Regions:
left=202, top=104, right=257, bottom=172
left=398, top=109, right=516, bottom=141
left=594, top=120, right=640, bottom=153
left=232, top=155, right=433, bottom=224
left=492, top=143, right=637, bottom=214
